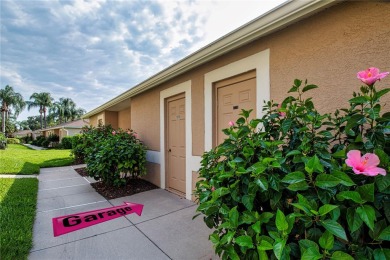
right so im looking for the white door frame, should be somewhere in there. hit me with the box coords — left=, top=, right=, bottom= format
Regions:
left=204, top=49, right=270, bottom=151
left=160, top=80, right=193, bottom=200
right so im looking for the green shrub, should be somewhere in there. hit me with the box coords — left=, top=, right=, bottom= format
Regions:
left=71, top=134, right=86, bottom=164
left=76, top=125, right=147, bottom=186
left=32, top=136, right=45, bottom=147
left=0, top=133, right=6, bottom=150
left=47, top=134, right=59, bottom=142
left=195, top=68, right=390, bottom=259
left=19, top=135, right=33, bottom=144
left=6, top=138, right=20, bottom=144
left=61, top=136, right=73, bottom=149
left=41, top=139, right=50, bottom=148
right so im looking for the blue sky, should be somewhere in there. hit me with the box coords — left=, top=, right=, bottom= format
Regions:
left=1, top=0, right=285, bottom=121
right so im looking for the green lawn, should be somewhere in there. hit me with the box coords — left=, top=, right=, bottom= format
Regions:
left=0, top=144, right=74, bottom=175
left=0, top=178, right=38, bottom=260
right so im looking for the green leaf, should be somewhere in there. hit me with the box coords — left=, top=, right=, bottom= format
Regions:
left=235, top=235, right=254, bottom=248
left=316, top=174, right=341, bottom=188
left=302, top=84, right=318, bottom=93
left=356, top=205, right=376, bottom=231
left=220, top=231, right=235, bottom=244
left=258, top=239, right=274, bottom=250
left=332, top=150, right=346, bottom=159
left=213, top=187, right=230, bottom=198
left=319, top=204, right=338, bottom=216
left=365, top=103, right=381, bottom=120
left=305, top=155, right=324, bottom=174
left=273, top=240, right=286, bottom=260
left=374, top=88, right=390, bottom=100
left=251, top=221, right=261, bottom=234
left=281, top=119, right=293, bottom=134
left=349, top=96, right=369, bottom=104
left=299, top=239, right=319, bottom=253
left=320, top=219, right=348, bottom=241
left=281, top=171, right=305, bottom=184
left=345, top=114, right=365, bottom=132
left=294, top=79, right=302, bottom=87
left=346, top=207, right=363, bottom=233
left=373, top=248, right=390, bottom=260
left=259, top=212, right=274, bottom=224
left=286, top=150, right=301, bottom=157
left=225, top=245, right=240, bottom=260
left=330, top=251, right=354, bottom=260
left=276, top=209, right=288, bottom=231
left=319, top=230, right=334, bottom=250
left=242, top=195, right=254, bottom=211
left=210, top=233, right=220, bottom=245
left=287, top=181, right=309, bottom=191
left=356, top=183, right=374, bottom=202
left=331, top=170, right=355, bottom=186
left=376, top=174, right=390, bottom=192
left=336, top=191, right=365, bottom=204
left=257, top=250, right=269, bottom=260
left=229, top=206, right=239, bottom=228
left=378, top=226, right=390, bottom=241
left=301, top=247, right=322, bottom=260
left=249, top=162, right=267, bottom=174
left=255, top=176, right=269, bottom=191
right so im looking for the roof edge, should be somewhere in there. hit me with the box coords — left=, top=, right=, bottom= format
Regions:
left=83, top=0, right=339, bottom=119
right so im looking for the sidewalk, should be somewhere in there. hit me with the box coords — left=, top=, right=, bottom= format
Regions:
left=23, top=144, right=46, bottom=150
left=29, top=165, right=217, bottom=259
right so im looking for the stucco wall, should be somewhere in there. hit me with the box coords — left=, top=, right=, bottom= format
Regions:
left=130, top=89, right=161, bottom=151
left=89, top=112, right=104, bottom=127
left=267, top=1, right=390, bottom=115
left=104, top=111, right=118, bottom=129
left=142, top=162, right=161, bottom=187
left=118, top=107, right=131, bottom=130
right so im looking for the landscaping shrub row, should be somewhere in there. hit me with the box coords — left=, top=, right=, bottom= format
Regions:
left=195, top=68, right=390, bottom=259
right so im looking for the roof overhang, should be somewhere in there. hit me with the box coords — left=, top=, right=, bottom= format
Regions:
left=83, top=0, right=339, bottom=119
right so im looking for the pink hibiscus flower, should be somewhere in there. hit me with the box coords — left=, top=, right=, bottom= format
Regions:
left=345, top=150, right=386, bottom=176
left=357, top=67, right=389, bottom=86
left=112, top=131, right=116, bottom=135
left=228, top=121, right=234, bottom=127
left=278, top=104, right=286, bottom=117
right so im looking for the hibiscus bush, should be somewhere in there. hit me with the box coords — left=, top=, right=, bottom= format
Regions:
left=74, top=124, right=147, bottom=186
left=195, top=67, right=390, bottom=259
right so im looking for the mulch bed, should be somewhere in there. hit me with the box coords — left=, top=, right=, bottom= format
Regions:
left=74, top=167, right=158, bottom=200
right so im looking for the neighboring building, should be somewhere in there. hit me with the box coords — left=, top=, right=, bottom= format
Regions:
left=13, top=129, right=40, bottom=140
left=40, top=119, right=89, bottom=142
left=14, top=129, right=33, bottom=138
left=83, top=1, right=390, bottom=200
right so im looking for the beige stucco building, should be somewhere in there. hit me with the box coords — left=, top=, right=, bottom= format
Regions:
left=40, top=119, right=89, bottom=142
left=83, top=1, right=390, bottom=200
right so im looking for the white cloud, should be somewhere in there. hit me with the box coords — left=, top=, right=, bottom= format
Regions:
left=1, top=0, right=286, bottom=121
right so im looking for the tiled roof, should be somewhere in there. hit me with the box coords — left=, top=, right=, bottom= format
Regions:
left=41, top=119, right=89, bottom=131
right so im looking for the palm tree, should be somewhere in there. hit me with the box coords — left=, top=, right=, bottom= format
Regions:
left=0, top=85, right=26, bottom=134
left=58, top=98, right=76, bottom=122
left=49, top=101, right=65, bottom=124
left=26, top=92, right=53, bottom=129
left=70, top=108, right=86, bottom=121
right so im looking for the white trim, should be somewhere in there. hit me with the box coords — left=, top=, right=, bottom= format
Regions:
left=204, top=49, right=270, bottom=151
left=146, top=150, right=161, bottom=164
left=160, top=80, right=193, bottom=200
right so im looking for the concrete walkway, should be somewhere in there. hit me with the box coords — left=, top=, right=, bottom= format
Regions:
left=30, top=165, right=217, bottom=260
left=24, top=144, right=46, bottom=150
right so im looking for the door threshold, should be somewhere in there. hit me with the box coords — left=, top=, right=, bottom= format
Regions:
left=166, top=188, right=185, bottom=198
